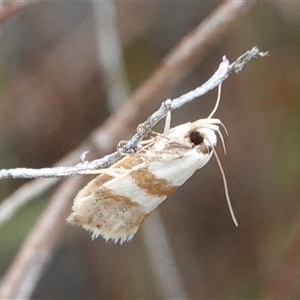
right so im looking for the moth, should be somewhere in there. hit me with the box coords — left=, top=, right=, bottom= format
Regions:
left=67, top=85, right=237, bottom=243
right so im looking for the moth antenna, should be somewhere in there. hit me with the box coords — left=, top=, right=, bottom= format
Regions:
left=208, top=82, right=222, bottom=119
left=211, top=145, right=238, bottom=227
left=216, top=129, right=226, bottom=154
left=164, top=111, right=171, bottom=136
left=219, top=121, right=228, bottom=136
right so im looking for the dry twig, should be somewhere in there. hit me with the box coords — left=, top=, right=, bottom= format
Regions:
left=0, top=48, right=266, bottom=181
left=0, top=47, right=267, bottom=230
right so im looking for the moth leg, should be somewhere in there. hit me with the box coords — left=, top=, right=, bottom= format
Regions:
left=80, top=151, right=90, bottom=163
left=138, top=151, right=182, bottom=161
left=136, top=121, right=145, bottom=132
left=150, top=131, right=171, bottom=142
left=163, top=110, right=171, bottom=136
left=116, top=140, right=136, bottom=155
left=139, top=137, right=156, bottom=146
left=117, top=140, right=128, bottom=149
left=118, top=151, right=132, bottom=158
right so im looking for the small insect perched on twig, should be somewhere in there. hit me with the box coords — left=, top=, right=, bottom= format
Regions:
left=67, top=84, right=237, bottom=244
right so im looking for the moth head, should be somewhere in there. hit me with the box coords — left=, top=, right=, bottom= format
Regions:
left=185, top=119, right=222, bottom=155
left=188, top=127, right=217, bottom=152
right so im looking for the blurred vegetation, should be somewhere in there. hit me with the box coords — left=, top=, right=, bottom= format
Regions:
left=0, top=1, right=299, bottom=299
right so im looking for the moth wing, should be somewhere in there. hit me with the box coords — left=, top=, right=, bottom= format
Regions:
left=67, top=143, right=209, bottom=243
left=67, top=153, right=176, bottom=243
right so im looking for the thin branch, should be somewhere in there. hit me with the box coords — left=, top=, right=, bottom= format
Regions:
left=0, top=47, right=267, bottom=230
left=0, top=146, right=86, bottom=228
left=0, top=47, right=267, bottom=181
left=0, top=177, right=82, bottom=300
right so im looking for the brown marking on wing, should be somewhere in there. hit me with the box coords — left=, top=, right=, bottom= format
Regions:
left=94, top=188, right=139, bottom=207
left=68, top=155, right=154, bottom=242
left=75, top=155, right=145, bottom=198
left=130, top=168, right=177, bottom=197
left=78, top=174, right=112, bottom=198
left=67, top=187, right=149, bottom=242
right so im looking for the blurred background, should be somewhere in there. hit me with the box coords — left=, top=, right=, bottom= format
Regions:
left=0, top=1, right=300, bottom=299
